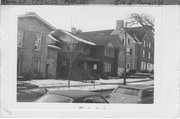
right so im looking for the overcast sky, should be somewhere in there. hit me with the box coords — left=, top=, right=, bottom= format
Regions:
left=3, top=6, right=156, bottom=32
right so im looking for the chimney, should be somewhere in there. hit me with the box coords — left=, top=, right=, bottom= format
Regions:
left=116, top=20, right=124, bottom=29
left=25, top=12, right=36, bottom=15
left=71, top=27, right=77, bottom=34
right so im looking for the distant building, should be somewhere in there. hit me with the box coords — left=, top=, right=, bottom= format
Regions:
left=112, top=20, right=154, bottom=75
left=17, top=12, right=61, bottom=79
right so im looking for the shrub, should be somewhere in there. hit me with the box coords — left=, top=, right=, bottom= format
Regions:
left=101, top=73, right=108, bottom=79
left=24, top=69, right=43, bottom=80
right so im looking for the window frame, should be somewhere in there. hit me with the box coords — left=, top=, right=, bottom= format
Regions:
left=34, top=59, right=41, bottom=71
left=17, top=30, right=24, bottom=47
left=126, top=63, right=130, bottom=70
left=34, top=33, right=42, bottom=51
left=142, top=50, right=145, bottom=57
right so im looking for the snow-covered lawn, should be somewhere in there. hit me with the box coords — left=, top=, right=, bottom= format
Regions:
left=19, top=79, right=93, bottom=87
left=96, top=78, right=152, bottom=84
left=18, top=78, right=153, bottom=88
left=42, top=84, right=118, bottom=92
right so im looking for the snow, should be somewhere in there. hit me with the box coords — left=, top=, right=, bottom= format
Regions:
left=48, top=45, right=61, bottom=50
left=46, top=84, right=118, bottom=92
left=96, top=78, right=152, bottom=84
left=48, top=34, right=59, bottom=42
left=61, top=29, right=96, bottom=46
left=18, top=78, right=153, bottom=87
left=19, top=79, right=93, bottom=87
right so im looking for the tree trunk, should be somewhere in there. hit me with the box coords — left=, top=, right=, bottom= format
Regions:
left=67, top=63, right=72, bottom=88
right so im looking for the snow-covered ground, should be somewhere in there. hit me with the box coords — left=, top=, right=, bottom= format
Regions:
left=18, top=79, right=92, bottom=87
left=18, top=78, right=153, bottom=88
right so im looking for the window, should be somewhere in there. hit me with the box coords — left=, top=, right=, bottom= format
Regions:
left=143, top=41, right=146, bottom=46
left=127, top=38, right=130, bottom=45
left=17, top=30, right=24, bottom=47
left=34, top=59, right=40, bottom=71
left=104, top=63, right=111, bottom=72
left=142, top=89, right=154, bottom=98
left=105, top=48, right=114, bottom=57
left=143, top=50, right=145, bottom=57
left=122, top=39, right=124, bottom=44
left=149, top=43, right=151, bottom=48
left=148, top=52, right=151, bottom=59
left=35, top=33, right=42, bottom=51
left=62, top=59, right=67, bottom=66
left=143, top=62, right=146, bottom=70
left=141, top=62, right=146, bottom=70
left=115, top=87, right=140, bottom=96
left=126, top=63, right=130, bottom=70
left=127, top=48, right=132, bottom=55
left=36, top=94, right=73, bottom=103
left=93, top=64, right=97, bottom=70
left=84, top=96, right=107, bottom=103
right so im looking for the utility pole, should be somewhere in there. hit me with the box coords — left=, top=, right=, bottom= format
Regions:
left=123, top=22, right=127, bottom=85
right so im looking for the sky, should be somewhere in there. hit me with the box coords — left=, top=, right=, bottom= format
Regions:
left=2, top=6, right=156, bottom=32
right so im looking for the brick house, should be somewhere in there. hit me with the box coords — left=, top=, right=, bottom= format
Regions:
left=51, top=27, right=122, bottom=80
left=17, top=12, right=61, bottom=79
left=111, top=20, right=154, bottom=75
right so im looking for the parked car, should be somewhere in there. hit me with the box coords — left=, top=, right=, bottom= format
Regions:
left=36, top=90, right=109, bottom=103
left=105, top=85, right=154, bottom=104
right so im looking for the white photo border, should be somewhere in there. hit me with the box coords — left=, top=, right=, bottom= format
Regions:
left=1, top=5, right=179, bottom=118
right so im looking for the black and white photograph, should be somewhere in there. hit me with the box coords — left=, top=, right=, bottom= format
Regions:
left=0, top=5, right=180, bottom=118
left=16, top=7, right=154, bottom=104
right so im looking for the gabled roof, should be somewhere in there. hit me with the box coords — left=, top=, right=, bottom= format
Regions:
left=126, top=26, right=154, bottom=43
left=73, top=29, right=121, bottom=48
left=50, top=29, right=96, bottom=45
left=18, top=12, right=56, bottom=31
left=126, top=27, right=146, bottom=42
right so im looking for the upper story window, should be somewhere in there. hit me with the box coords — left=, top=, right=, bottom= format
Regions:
left=143, top=50, right=145, bottom=57
left=105, top=48, right=114, bottom=57
left=17, top=30, right=24, bottom=47
left=148, top=52, right=151, bottom=59
left=127, top=38, right=130, bottom=45
left=127, top=48, right=133, bottom=55
left=143, top=41, right=146, bottom=47
left=35, top=33, right=42, bottom=51
left=122, top=39, right=124, bottom=44
left=79, top=44, right=90, bottom=55
left=149, top=43, right=151, bottom=48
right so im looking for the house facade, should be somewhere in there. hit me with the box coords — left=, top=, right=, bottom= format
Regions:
left=51, top=28, right=122, bottom=80
left=17, top=12, right=61, bottom=79
left=112, top=20, right=154, bottom=75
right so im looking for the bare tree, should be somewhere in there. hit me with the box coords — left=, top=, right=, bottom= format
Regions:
left=127, top=13, right=155, bottom=50
left=60, top=40, right=87, bottom=87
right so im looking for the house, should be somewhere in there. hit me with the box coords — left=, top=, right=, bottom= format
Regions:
left=17, top=12, right=61, bottom=79
left=111, top=20, right=154, bottom=75
left=51, top=27, right=122, bottom=80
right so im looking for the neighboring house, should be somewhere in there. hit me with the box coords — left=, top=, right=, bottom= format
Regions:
left=17, top=12, right=61, bottom=79
left=111, top=20, right=154, bottom=75
left=51, top=27, right=122, bottom=80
